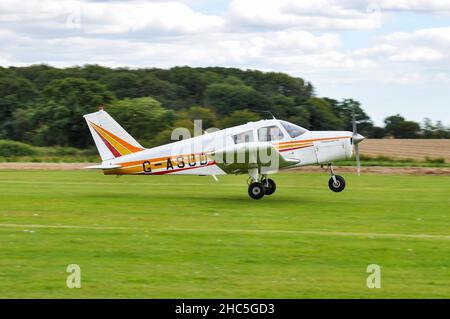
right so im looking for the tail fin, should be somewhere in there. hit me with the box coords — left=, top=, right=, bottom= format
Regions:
left=84, top=110, right=144, bottom=161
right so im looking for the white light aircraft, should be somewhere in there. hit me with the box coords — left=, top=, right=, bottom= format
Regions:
left=84, top=108, right=365, bottom=199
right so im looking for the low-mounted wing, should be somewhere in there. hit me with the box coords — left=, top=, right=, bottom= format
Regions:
left=208, top=142, right=299, bottom=174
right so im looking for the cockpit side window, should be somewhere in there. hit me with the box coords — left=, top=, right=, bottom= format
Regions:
left=258, top=125, right=284, bottom=142
left=280, top=121, right=307, bottom=138
left=233, top=130, right=254, bottom=144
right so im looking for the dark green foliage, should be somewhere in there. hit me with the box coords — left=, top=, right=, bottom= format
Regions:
left=371, top=126, right=386, bottom=138
left=0, top=76, right=38, bottom=138
left=422, top=118, right=449, bottom=139
left=185, top=106, right=217, bottom=129
left=108, top=97, right=177, bottom=147
left=384, top=114, right=421, bottom=138
left=307, top=98, right=344, bottom=130
left=219, top=110, right=261, bottom=128
left=328, top=98, right=373, bottom=136
left=205, top=82, right=272, bottom=115
left=0, top=139, right=36, bottom=156
left=0, top=64, right=445, bottom=152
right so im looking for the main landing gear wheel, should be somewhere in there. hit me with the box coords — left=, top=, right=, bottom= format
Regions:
left=262, top=178, right=276, bottom=195
left=328, top=175, right=346, bottom=192
left=248, top=182, right=266, bottom=200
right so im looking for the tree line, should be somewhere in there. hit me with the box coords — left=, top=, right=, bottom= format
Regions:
left=0, top=65, right=448, bottom=149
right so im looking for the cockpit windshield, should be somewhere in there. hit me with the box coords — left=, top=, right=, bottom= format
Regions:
left=280, top=120, right=307, bottom=138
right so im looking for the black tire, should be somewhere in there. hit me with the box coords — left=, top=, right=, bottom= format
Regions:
left=262, top=178, right=276, bottom=195
left=248, top=182, right=266, bottom=200
left=328, top=175, right=346, bottom=192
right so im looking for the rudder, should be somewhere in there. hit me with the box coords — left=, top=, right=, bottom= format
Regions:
left=84, top=109, right=144, bottom=161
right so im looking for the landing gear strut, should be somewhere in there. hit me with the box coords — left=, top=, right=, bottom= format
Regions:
left=327, top=164, right=346, bottom=192
left=262, top=178, right=276, bottom=195
left=247, top=170, right=277, bottom=199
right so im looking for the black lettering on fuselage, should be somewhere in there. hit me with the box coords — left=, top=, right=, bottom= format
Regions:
left=177, top=156, right=185, bottom=168
left=166, top=158, right=174, bottom=170
left=188, top=154, right=197, bottom=167
left=200, top=153, right=208, bottom=165
left=143, top=161, right=152, bottom=173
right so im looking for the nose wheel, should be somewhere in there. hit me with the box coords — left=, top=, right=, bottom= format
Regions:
left=327, top=164, right=346, bottom=192
left=329, top=175, right=345, bottom=192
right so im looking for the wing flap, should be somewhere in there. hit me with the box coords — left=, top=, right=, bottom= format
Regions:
left=208, top=142, right=299, bottom=174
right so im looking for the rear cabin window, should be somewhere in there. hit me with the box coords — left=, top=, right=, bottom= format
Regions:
left=258, top=125, right=284, bottom=142
left=233, top=130, right=254, bottom=144
left=280, top=121, right=307, bottom=138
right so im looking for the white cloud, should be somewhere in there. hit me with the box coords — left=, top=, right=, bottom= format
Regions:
left=0, top=0, right=449, bottom=88
left=389, top=47, right=444, bottom=62
left=353, top=27, right=450, bottom=69
left=83, top=1, right=224, bottom=34
left=0, top=0, right=224, bottom=35
left=384, top=72, right=426, bottom=84
left=378, top=0, right=450, bottom=14
left=227, top=0, right=383, bottom=30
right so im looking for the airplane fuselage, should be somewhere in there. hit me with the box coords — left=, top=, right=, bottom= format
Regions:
left=99, top=119, right=354, bottom=176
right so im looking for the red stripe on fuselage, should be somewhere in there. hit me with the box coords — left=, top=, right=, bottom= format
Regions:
left=279, top=145, right=313, bottom=152
left=140, top=161, right=216, bottom=175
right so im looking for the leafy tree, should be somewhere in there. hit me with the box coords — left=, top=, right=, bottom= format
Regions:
left=10, top=102, right=72, bottom=146
left=219, top=109, right=260, bottom=128
left=398, top=121, right=421, bottom=138
left=384, top=114, right=420, bottom=138
left=287, top=106, right=311, bottom=129
left=9, top=64, right=65, bottom=90
left=370, top=126, right=385, bottom=139
left=271, top=94, right=296, bottom=118
left=186, top=106, right=217, bottom=129
left=42, top=77, right=114, bottom=147
left=0, top=139, right=36, bottom=157
left=108, top=97, right=176, bottom=147
left=328, top=98, right=373, bottom=136
left=102, top=72, right=142, bottom=99
left=167, top=66, right=207, bottom=102
left=205, top=83, right=272, bottom=115
left=138, top=74, right=180, bottom=104
left=307, top=98, right=344, bottom=130
left=434, top=121, right=449, bottom=138
left=2, top=64, right=445, bottom=152
left=0, top=76, right=38, bottom=139
left=422, top=118, right=449, bottom=138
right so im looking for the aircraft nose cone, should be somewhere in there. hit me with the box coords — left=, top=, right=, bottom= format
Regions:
left=353, top=133, right=365, bottom=144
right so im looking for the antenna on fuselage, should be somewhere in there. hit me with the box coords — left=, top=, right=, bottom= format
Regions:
left=254, top=110, right=277, bottom=120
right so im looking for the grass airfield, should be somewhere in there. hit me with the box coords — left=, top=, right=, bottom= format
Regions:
left=0, top=170, right=449, bottom=298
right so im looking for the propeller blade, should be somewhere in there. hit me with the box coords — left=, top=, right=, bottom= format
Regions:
left=351, top=110, right=362, bottom=175
left=355, top=143, right=361, bottom=176
left=352, top=112, right=357, bottom=134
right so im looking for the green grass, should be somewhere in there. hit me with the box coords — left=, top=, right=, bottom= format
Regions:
left=335, top=155, right=449, bottom=167
left=0, top=170, right=449, bottom=298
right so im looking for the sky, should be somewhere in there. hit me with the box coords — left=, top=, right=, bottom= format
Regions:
left=0, top=0, right=449, bottom=126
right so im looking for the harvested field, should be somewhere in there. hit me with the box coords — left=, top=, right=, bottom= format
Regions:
left=360, top=139, right=450, bottom=161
